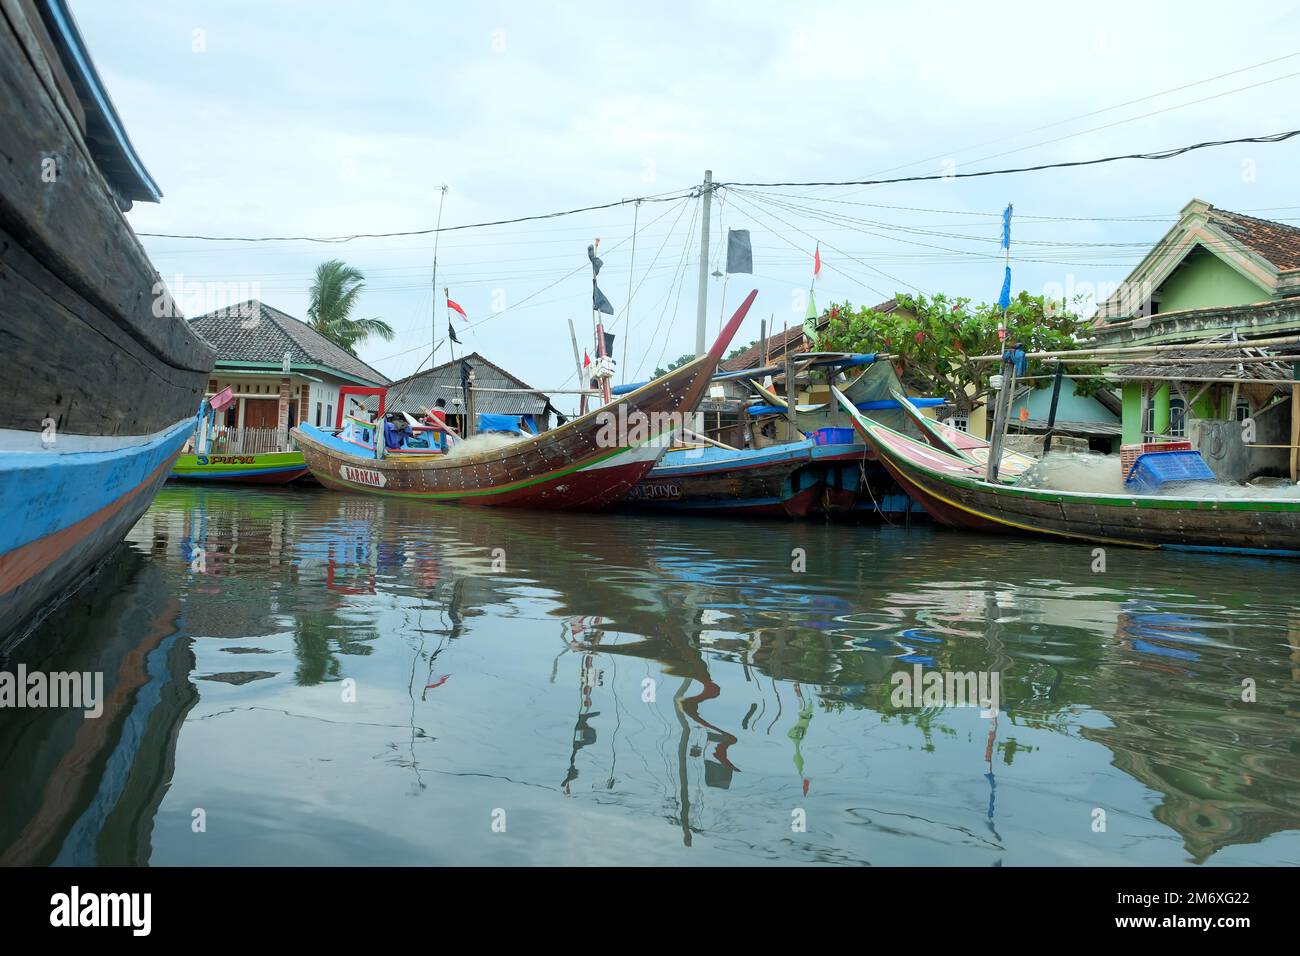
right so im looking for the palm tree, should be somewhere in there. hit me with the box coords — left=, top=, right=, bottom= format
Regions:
left=306, top=260, right=395, bottom=356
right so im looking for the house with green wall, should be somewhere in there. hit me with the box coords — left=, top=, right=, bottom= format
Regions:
left=1092, top=199, right=1300, bottom=478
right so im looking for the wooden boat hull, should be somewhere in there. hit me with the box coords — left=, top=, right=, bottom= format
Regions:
left=293, top=290, right=759, bottom=510
left=623, top=440, right=819, bottom=518
left=0, top=3, right=215, bottom=643
left=0, top=420, right=193, bottom=650
left=834, top=389, right=1300, bottom=556
left=169, top=451, right=310, bottom=485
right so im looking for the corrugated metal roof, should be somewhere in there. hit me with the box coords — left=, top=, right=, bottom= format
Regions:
left=189, top=300, right=390, bottom=385
left=381, top=353, right=551, bottom=417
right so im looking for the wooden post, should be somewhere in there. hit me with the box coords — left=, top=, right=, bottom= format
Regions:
left=986, top=357, right=1014, bottom=482
left=785, top=350, right=799, bottom=440
left=568, top=319, right=586, bottom=416
left=1043, top=360, right=1064, bottom=455
left=466, top=369, right=477, bottom=438
left=1291, top=376, right=1299, bottom=483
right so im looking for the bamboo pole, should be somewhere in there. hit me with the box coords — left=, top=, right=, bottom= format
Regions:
left=683, top=427, right=739, bottom=451
left=1107, top=373, right=1300, bottom=387
left=970, top=333, right=1300, bottom=362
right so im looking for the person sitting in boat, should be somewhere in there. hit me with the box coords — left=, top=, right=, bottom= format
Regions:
left=424, top=398, right=448, bottom=427
left=384, top=413, right=412, bottom=450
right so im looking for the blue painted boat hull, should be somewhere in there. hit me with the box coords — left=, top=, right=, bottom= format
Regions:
left=0, top=420, right=192, bottom=649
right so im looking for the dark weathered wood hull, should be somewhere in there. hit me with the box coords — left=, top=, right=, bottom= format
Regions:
left=0, top=1, right=216, bottom=643
left=294, top=291, right=759, bottom=510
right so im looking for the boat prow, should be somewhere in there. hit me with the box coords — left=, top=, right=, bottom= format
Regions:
left=293, top=290, right=759, bottom=509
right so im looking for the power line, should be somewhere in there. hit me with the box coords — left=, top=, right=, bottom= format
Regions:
left=136, top=128, right=1300, bottom=247
left=720, top=128, right=1300, bottom=188
left=137, top=190, right=694, bottom=243
left=798, top=50, right=1300, bottom=199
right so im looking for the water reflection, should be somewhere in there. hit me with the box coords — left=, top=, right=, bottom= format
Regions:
left=1, top=484, right=1298, bottom=865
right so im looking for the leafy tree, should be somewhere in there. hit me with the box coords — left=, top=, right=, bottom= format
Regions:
left=653, top=353, right=697, bottom=378
left=307, top=260, right=395, bottom=356
left=818, top=292, right=1096, bottom=416
left=725, top=339, right=757, bottom=361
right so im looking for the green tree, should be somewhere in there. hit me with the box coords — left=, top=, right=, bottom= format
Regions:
left=306, top=260, right=395, bottom=356
left=819, top=292, right=1095, bottom=417
left=653, top=353, right=697, bottom=378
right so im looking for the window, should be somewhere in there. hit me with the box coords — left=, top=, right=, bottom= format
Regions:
left=315, top=402, right=322, bottom=426
left=1235, top=400, right=1251, bottom=422
left=1143, top=397, right=1186, bottom=438
left=326, top=404, right=333, bottom=428
left=944, top=416, right=969, bottom=433
left=1168, top=397, right=1186, bottom=438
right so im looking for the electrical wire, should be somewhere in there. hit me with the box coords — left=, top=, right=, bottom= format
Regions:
left=719, top=129, right=1300, bottom=188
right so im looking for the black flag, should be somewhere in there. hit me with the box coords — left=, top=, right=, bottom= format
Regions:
left=726, top=229, right=753, bottom=274
left=596, top=329, right=616, bottom=359
left=448, top=320, right=462, bottom=345
left=593, top=281, right=614, bottom=315
left=587, top=243, right=603, bottom=276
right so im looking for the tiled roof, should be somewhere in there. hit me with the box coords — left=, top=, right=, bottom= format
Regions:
left=1209, top=207, right=1300, bottom=272
left=188, top=300, right=390, bottom=385
left=719, top=299, right=898, bottom=371
left=381, top=352, right=552, bottom=417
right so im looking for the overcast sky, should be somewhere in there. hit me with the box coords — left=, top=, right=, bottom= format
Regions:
left=73, top=0, right=1300, bottom=413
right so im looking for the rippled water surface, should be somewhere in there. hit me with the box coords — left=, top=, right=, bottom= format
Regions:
left=3, top=485, right=1299, bottom=866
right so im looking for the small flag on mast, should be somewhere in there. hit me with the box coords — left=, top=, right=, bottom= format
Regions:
left=803, top=290, right=819, bottom=347
left=813, top=243, right=822, bottom=280
left=445, top=288, right=468, bottom=321
left=997, top=204, right=1013, bottom=314
left=447, top=321, right=462, bottom=345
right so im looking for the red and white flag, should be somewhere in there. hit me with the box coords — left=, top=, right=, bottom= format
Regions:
left=813, top=243, right=822, bottom=280
left=445, top=288, right=468, bottom=321
left=583, top=350, right=591, bottom=370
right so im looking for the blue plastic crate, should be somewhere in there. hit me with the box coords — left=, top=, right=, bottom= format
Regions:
left=1125, top=449, right=1216, bottom=493
left=816, top=426, right=856, bottom=446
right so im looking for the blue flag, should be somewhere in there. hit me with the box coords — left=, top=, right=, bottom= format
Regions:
left=997, top=203, right=1013, bottom=311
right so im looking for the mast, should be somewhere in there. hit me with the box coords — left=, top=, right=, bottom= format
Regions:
left=430, top=184, right=449, bottom=368
left=694, top=170, right=713, bottom=357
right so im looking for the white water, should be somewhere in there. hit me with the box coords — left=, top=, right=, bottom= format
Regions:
left=1015, top=450, right=1300, bottom=499
left=443, top=432, right=526, bottom=459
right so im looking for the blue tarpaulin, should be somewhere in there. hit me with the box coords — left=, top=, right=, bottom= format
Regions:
left=478, top=413, right=526, bottom=434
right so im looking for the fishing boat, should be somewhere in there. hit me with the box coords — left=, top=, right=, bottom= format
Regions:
left=833, top=388, right=1300, bottom=556
left=623, top=438, right=819, bottom=518
left=169, top=401, right=309, bottom=484
left=169, top=450, right=310, bottom=485
left=889, top=388, right=1035, bottom=482
left=291, top=291, right=758, bottom=508
left=1, top=0, right=215, bottom=645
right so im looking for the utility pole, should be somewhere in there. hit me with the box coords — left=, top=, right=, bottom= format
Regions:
left=694, top=170, right=713, bottom=357
left=430, top=184, right=449, bottom=368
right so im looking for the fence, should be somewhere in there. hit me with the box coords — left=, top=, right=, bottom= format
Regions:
left=201, top=426, right=294, bottom=455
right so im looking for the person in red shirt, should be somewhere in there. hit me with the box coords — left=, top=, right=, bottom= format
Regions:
left=423, top=398, right=448, bottom=427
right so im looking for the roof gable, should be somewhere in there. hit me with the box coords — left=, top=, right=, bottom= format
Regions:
left=188, top=300, right=390, bottom=385
left=1095, top=199, right=1300, bottom=322
left=385, top=352, right=551, bottom=417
